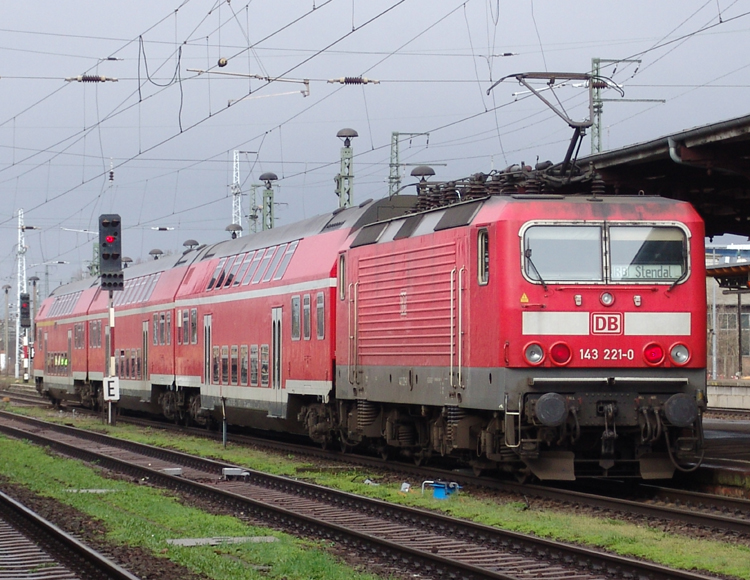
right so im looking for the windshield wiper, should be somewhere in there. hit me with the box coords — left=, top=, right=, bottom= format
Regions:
left=524, top=248, right=548, bottom=291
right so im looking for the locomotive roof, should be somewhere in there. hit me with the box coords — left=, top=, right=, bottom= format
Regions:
left=349, top=193, right=699, bottom=249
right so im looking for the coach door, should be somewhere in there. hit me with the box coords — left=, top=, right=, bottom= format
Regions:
left=67, top=330, right=72, bottom=379
left=269, top=307, right=283, bottom=417
left=203, top=314, right=212, bottom=385
left=142, top=321, right=149, bottom=381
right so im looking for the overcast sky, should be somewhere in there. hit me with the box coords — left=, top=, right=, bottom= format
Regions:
left=1, top=0, right=749, bottom=293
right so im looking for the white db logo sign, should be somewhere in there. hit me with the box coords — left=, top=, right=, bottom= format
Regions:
left=592, top=313, right=622, bottom=334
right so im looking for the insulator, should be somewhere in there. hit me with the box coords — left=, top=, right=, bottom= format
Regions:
left=591, top=80, right=608, bottom=89
left=524, top=178, right=540, bottom=194
left=80, top=75, right=107, bottom=82
left=357, top=400, right=379, bottom=428
left=109, top=170, right=114, bottom=182
left=591, top=176, right=606, bottom=196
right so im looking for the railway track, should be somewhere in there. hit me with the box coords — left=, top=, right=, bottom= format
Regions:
left=5, top=393, right=750, bottom=538
left=111, top=412, right=750, bottom=538
left=0, top=386, right=51, bottom=408
left=0, top=488, right=140, bottom=580
left=0, top=410, right=726, bottom=580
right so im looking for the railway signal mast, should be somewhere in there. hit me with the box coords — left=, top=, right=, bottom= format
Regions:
left=15, top=210, right=38, bottom=381
left=99, top=214, right=123, bottom=424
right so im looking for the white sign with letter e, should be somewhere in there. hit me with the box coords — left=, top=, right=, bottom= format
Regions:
left=103, top=377, right=120, bottom=401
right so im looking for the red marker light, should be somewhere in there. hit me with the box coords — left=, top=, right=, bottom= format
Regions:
left=643, top=343, right=664, bottom=365
left=550, top=342, right=572, bottom=365
left=105, top=235, right=116, bottom=244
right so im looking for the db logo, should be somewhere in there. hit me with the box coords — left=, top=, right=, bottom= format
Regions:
left=592, top=313, right=622, bottom=334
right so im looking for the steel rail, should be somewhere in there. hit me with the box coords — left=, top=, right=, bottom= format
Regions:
left=0, top=411, right=722, bottom=580
left=0, top=489, right=141, bottom=580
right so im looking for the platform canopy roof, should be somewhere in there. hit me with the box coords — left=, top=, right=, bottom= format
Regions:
left=581, top=114, right=750, bottom=239
left=706, top=263, right=750, bottom=288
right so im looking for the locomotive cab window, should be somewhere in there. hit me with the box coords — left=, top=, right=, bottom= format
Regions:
left=523, top=225, right=603, bottom=282
left=338, top=254, right=346, bottom=300
left=522, top=222, right=689, bottom=284
left=609, top=226, right=687, bottom=282
left=477, top=229, right=489, bottom=285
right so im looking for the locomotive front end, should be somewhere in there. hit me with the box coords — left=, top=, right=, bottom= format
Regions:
left=502, top=198, right=706, bottom=479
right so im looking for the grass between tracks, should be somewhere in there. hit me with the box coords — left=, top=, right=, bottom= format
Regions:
left=4, top=404, right=750, bottom=579
left=0, top=436, right=384, bottom=580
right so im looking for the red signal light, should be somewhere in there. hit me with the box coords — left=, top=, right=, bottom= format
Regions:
left=105, top=235, right=116, bottom=244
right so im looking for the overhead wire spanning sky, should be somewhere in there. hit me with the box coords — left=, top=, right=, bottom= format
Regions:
left=0, top=0, right=748, bottom=290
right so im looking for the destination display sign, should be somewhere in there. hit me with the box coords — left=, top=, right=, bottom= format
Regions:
left=611, top=264, right=682, bottom=280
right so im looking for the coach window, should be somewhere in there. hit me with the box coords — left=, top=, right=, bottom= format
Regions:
left=153, top=314, right=159, bottom=346
left=240, top=345, right=248, bottom=385
left=523, top=225, right=603, bottom=283
left=183, top=309, right=190, bottom=344
left=233, top=251, right=254, bottom=286
left=230, top=345, right=239, bottom=385
left=166, top=312, right=172, bottom=345
left=338, top=254, right=346, bottom=300
left=176, top=310, right=182, bottom=345
left=316, top=292, right=325, bottom=339
left=291, top=296, right=301, bottom=340
left=262, top=243, right=287, bottom=282
left=252, top=247, right=277, bottom=284
left=250, top=345, right=259, bottom=386
left=212, top=346, right=220, bottom=384
left=241, top=251, right=264, bottom=285
left=608, top=226, right=687, bottom=283
left=303, top=294, right=311, bottom=340
left=207, top=258, right=227, bottom=290
left=190, top=309, right=198, bottom=344
left=159, top=313, right=166, bottom=345
left=136, top=348, right=142, bottom=379
left=216, top=256, right=235, bottom=289
left=260, top=345, right=269, bottom=387
left=221, top=346, right=229, bottom=384
left=477, top=229, right=489, bottom=285
left=224, top=253, right=246, bottom=287
left=273, top=240, right=299, bottom=280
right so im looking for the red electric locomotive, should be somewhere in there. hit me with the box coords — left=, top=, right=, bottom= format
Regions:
left=34, top=166, right=706, bottom=480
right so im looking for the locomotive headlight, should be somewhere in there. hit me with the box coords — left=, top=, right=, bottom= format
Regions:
left=643, top=342, right=665, bottom=365
left=670, top=344, right=690, bottom=366
left=663, top=393, right=698, bottom=428
left=524, top=343, right=545, bottom=365
left=600, top=292, right=615, bottom=306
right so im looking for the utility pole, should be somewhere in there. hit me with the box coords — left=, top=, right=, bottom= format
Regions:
left=16, top=210, right=29, bottom=380
left=3, top=285, right=10, bottom=375
left=334, top=128, right=357, bottom=208
left=231, top=150, right=243, bottom=238
left=388, top=132, right=429, bottom=197
left=590, top=57, right=663, bottom=154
